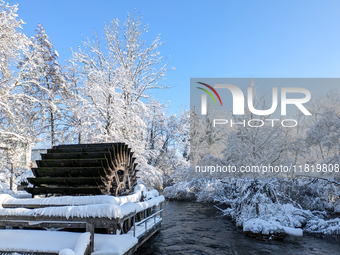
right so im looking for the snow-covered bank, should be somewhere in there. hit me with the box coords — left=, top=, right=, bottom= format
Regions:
left=164, top=178, right=340, bottom=237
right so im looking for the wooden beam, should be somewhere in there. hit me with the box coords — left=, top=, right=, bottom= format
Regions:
left=86, top=221, right=94, bottom=252
left=0, top=212, right=136, bottom=224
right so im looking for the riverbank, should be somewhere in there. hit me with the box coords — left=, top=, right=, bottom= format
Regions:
left=163, top=178, right=340, bottom=237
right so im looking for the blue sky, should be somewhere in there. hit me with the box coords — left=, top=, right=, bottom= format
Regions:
left=12, top=0, right=340, bottom=114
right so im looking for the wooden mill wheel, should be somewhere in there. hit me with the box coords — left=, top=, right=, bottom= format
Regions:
left=108, top=144, right=138, bottom=196
left=25, top=143, right=139, bottom=196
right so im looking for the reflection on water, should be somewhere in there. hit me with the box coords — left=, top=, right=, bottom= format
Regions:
left=135, top=200, right=340, bottom=255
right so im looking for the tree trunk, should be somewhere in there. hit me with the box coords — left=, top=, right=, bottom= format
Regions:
left=51, top=111, right=55, bottom=146
left=10, top=163, right=14, bottom=191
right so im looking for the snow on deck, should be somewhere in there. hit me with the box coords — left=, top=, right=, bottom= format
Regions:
left=0, top=230, right=90, bottom=254
left=1, top=185, right=159, bottom=207
left=0, top=196, right=164, bottom=220
left=92, top=234, right=137, bottom=255
left=0, top=230, right=138, bottom=255
left=0, top=184, right=164, bottom=220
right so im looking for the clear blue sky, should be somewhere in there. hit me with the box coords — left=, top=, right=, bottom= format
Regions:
left=12, top=0, right=340, bottom=114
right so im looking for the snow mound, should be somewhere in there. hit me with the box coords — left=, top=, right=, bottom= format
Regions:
left=243, top=219, right=283, bottom=235
left=59, top=248, right=75, bottom=255
left=243, top=219, right=303, bottom=236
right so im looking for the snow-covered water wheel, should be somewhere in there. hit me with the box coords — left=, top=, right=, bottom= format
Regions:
left=108, top=145, right=138, bottom=196
left=121, top=218, right=132, bottom=234
left=25, top=143, right=139, bottom=196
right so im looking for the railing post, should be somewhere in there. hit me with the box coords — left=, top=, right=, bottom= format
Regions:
left=160, top=202, right=163, bottom=218
left=154, top=206, right=156, bottom=224
left=145, top=210, right=147, bottom=234
left=133, top=215, right=136, bottom=237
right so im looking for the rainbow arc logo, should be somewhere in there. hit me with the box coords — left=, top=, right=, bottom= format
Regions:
left=196, top=82, right=222, bottom=106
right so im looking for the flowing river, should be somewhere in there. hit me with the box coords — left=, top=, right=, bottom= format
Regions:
left=135, top=200, right=340, bottom=255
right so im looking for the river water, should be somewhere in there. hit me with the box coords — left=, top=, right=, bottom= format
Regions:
left=135, top=200, right=340, bottom=255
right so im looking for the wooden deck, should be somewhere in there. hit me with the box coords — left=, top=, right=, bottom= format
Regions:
left=0, top=197, right=163, bottom=255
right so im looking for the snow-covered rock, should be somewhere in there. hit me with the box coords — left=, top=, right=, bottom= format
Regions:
left=243, top=218, right=302, bottom=236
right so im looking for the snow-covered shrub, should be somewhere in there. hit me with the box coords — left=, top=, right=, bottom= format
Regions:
left=217, top=179, right=311, bottom=231
left=163, top=179, right=202, bottom=200
left=137, top=163, right=163, bottom=191
left=305, top=218, right=340, bottom=234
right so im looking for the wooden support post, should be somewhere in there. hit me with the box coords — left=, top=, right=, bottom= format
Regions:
left=133, top=215, right=136, bottom=237
left=154, top=206, right=156, bottom=224
left=145, top=210, right=147, bottom=234
left=86, top=222, right=95, bottom=252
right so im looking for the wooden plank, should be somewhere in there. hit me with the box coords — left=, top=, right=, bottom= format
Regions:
left=36, top=159, right=109, bottom=168
left=123, top=245, right=137, bottom=255
left=49, top=143, right=119, bottom=154
left=32, top=167, right=109, bottom=178
left=42, top=152, right=112, bottom=160
left=56, top=143, right=117, bottom=149
left=0, top=220, right=119, bottom=229
left=0, top=251, right=57, bottom=255
left=27, top=177, right=106, bottom=187
left=48, top=147, right=112, bottom=153
left=24, top=186, right=104, bottom=196
left=0, top=220, right=86, bottom=228
left=0, top=212, right=136, bottom=224
left=2, top=202, right=81, bottom=208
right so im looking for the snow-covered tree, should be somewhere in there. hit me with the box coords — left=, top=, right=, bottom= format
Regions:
left=0, top=0, right=27, bottom=79
left=104, top=12, right=172, bottom=104
left=217, top=83, right=291, bottom=178
left=63, top=12, right=174, bottom=189
left=19, top=24, right=65, bottom=146
left=145, top=106, right=190, bottom=176
left=190, top=103, right=229, bottom=166
left=66, top=12, right=172, bottom=147
left=0, top=1, right=34, bottom=190
left=304, top=91, right=340, bottom=168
